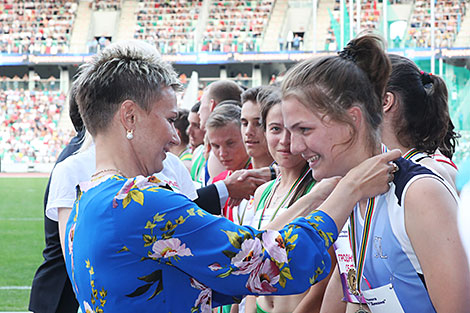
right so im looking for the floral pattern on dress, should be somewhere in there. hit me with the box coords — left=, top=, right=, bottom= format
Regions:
left=150, top=238, right=193, bottom=260
left=190, top=277, right=212, bottom=313
left=113, top=176, right=207, bottom=302
left=112, top=175, right=163, bottom=208
left=305, top=213, right=335, bottom=248
left=65, top=174, right=339, bottom=311
left=303, top=212, right=335, bottom=284
left=246, top=258, right=280, bottom=293
left=84, top=259, right=107, bottom=313
left=208, top=226, right=298, bottom=293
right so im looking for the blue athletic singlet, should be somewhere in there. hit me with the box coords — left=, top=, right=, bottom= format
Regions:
left=351, top=157, right=456, bottom=312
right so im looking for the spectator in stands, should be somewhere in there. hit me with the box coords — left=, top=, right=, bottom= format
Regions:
left=0, top=1, right=77, bottom=54
left=406, top=0, right=466, bottom=48
left=278, top=35, right=284, bottom=51
left=0, top=88, right=70, bottom=164
left=98, top=36, right=107, bottom=50
left=201, top=0, right=273, bottom=53
left=87, top=38, right=99, bottom=54
left=92, top=0, right=121, bottom=11
left=292, top=34, right=301, bottom=50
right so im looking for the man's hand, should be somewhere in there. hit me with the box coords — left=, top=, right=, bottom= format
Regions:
left=234, top=166, right=272, bottom=183
left=224, top=169, right=268, bottom=205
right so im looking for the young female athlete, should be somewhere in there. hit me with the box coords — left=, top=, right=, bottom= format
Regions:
left=382, top=54, right=459, bottom=190
left=281, top=34, right=470, bottom=313
left=244, top=86, right=335, bottom=313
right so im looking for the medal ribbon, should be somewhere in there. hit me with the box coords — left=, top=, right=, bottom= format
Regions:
left=349, top=197, right=376, bottom=294
left=191, top=149, right=206, bottom=183
left=257, top=167, right=311, bottom=229
left=402, top=148, right=420, bottom=160
left=243, top=157, right=253, bottom=169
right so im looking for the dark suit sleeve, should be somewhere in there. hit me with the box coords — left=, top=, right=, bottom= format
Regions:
left=194, top=184, right=222, bottom=215
left=29, top=131, right=84, bottom=313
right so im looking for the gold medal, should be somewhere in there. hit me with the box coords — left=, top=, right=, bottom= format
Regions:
left=354, top=307, right=369, bottom=313
left=347, top=268, right=359, bottom=295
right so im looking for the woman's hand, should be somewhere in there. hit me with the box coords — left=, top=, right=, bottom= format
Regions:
left=318, top=149, right=401, bottom=232
left=342, top=149, right=401, bottom=202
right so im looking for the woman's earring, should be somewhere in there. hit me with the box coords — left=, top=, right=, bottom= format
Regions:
left=126, top=130, right=134, bottom=140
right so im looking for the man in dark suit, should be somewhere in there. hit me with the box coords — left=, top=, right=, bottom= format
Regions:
left=29, top=88, right=83, bottom=313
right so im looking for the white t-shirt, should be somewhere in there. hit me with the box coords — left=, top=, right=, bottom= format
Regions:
left=46, top=144, right=198, bottom=221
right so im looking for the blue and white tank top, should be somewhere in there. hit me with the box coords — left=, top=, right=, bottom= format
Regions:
left=352, top=157, right=457, bottom=312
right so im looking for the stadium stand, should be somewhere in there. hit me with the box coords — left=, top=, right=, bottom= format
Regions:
left=0, top=0, right=78, bottom=54
left=202, top=0, right=275, bottom=52
left=357, top=0, right=381, bottom=30
left=407, top=0, right=468, bottom=47
left=326, top=0, right=469, bottom=49
left=134, top=0, right=203, bottom=54
left=0, top=0, right=469, bottom=171
left=0, top=89, right=72, bottom=164
left=326, top=0, right=381, bottom=49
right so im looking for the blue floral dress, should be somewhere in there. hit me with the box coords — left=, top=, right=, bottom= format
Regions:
left=65, top=174, right=338, bottom=313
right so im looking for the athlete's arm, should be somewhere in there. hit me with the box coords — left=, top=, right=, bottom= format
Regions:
left=405, top=178, right=470, bottom=312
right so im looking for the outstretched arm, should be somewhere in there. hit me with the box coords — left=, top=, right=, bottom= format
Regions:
left=105, top=150, right=401, bottom=302
left=266, top=177, right=341, bottom=230
left=317, top=149, right=401, bottom=233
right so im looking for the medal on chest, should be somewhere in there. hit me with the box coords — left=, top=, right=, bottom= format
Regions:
left=348, top=198, right=377, bottom=308
left=347, top=268, right=359, bottom=295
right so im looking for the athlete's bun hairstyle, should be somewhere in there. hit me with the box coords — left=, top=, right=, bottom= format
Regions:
left=282, top=33, right=391, bottom=151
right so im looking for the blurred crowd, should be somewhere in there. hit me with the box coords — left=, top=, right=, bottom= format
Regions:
left=134, top=0, right=202, bottom=54
left=0, top=0, right=468, bottom=55
left=0, top=0, right=77, bottom=54
left=0, top=89, right=73, bottom=164
left=202, top=0, right=274, bottom=52
left=407, top=0, right=467, bottom=48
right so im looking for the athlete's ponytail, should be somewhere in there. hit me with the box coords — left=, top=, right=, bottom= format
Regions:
left=386, top=54, right=457, bottom=155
